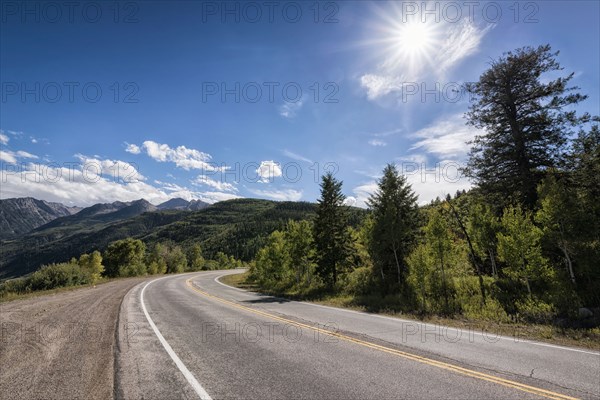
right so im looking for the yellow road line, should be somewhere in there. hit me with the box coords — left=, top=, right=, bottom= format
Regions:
left=185, top=278, right=578, bottom=400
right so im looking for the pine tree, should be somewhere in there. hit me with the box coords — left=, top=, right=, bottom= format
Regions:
left=465, top=45, right=592, bottom=209
left=313, top=172, right=352, bottom=288
left=367, top=164, right=419, bottom=295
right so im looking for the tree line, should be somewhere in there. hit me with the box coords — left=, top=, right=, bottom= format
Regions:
left=249, top=45, right=600, bottom=325
left=0, top=239, right=245, bottom=297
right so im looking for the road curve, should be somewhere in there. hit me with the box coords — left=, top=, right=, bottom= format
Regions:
left=116, top=270, right=600, bottom=400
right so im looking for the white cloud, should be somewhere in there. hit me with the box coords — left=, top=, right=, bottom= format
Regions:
left=75, top=155, right=146, bottom=183
left=351, top=181, right=378, bottom=208
left=343, top=196, right=357, bottom=206
left=248, top=188, right=303, bottom=202
left=140, top=140, right=222, bottom=171
left=0, top=150, right=17, bottom=164
left=1, top=162, right=164, bottom=206
left=351, top=166, right=472, bottom=208
left=31, top=138, right=38, bottom=144
left=368, top=139, right=387, bottom=147
left=0, top=132, right=9, bottom=145
left=256, top=160, right=282, bottom=183
left=0, top=149, right=39, bottom=164
left=196, top=191, right=242, bottom=203
left=404, top=162, right=472, bottom=206
left=282, top=149, right=313, bottom=164
left=410, top=114, right=480, bottom=158
left=125, top=143, right=141, bottom=154
left=360, top=74, right=406, bottom=100
left=279, top=98, right=304, bottom=118
left=193, top=175, right=238, bottom=193
left=0, top=161, right=240, bottom=207
left=16, top=151, right=38, bottom=159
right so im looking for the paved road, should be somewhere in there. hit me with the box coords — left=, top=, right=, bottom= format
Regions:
left=116, top=270, right=600, bottom=400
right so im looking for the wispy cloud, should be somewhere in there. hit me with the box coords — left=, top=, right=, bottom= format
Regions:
left=282, top=149, right=313, bottom=164
left=360, top=74, right=406, bottom=101
left=409, top=114, right=480, bottom=159
left=279, top=97, right=305, bottom=119
left=192, top=175, right=238, bottom=193
left=369, top=128, right=403, bottom=138
left=0, top=132, right=9, bottom=145
left=368, top=139, right=387, bottom=147
left=360, top=18, right=491, bottom=100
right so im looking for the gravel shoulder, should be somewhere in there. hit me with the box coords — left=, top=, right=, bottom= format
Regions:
left=0, top=277, right=148, bottom=400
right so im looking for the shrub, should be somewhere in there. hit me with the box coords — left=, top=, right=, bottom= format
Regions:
left=341, top=267, right=374, bottom=296
left=515, top=297, right=556, bottom=324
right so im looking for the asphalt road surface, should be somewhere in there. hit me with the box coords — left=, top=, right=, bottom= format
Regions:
left=2, top=270, right=599, bottom=399
left=115, top=270, right=600, bottom=400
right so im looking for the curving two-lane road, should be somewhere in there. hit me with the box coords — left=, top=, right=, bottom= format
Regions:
left=115, top=270, right=600, bottom=400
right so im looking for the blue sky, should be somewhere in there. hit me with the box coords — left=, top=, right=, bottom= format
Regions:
left=1, top=1, right=598, bottom=207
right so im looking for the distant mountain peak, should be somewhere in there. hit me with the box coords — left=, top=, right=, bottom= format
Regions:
left=0, top=197, right=80, bottom=240
left=157, top=198, right=209, bottom=211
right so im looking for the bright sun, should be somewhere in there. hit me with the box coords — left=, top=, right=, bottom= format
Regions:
left=396, top=22, right=435, bottom=57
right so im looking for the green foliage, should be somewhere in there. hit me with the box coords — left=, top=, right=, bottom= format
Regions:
left=146, top=243, right=168, bottom=275
left=27, top=262, right=88, bottom=290
left=340, top=266, right=374, bottom=296
left=78, top=250, right=104, bottom=284
left=424, top=208, right=454, bottom=313
left=165, top=245, right=187, bottom=274
left=313, top=173, right=353, bottom=287
left=250, top=230, right=292, bottom=290
left=407, top=243, right=433, bottom=312
left=103, top=238, right=146, bottom=277
left=284, top=220, right=316, bottom=287
left=187, top=243, right=205, bottom=271
left=367, top=164, right=420, bottom=295
left=497, top=205, right=553, bottom=296
left=465, top=44, right=591, bottom=209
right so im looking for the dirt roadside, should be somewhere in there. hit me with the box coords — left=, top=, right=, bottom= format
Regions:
left=0, top=277, right=148, bottom=400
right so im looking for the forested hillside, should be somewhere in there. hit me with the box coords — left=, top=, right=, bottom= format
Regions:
left=0, top=198, right=366, bottom=279
left=248, top=45, right=600, bottom=328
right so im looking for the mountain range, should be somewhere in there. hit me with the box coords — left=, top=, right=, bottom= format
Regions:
left=0, top=197, right=209, bottom=240
left=0, top=197, right=368, bottom=281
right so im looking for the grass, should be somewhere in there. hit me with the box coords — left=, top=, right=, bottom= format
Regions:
left=0, top=278, right=111, bottom=303
left=219, top=272, right=600, bottom=351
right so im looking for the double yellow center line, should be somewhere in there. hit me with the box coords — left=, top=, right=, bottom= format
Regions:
left=185, top=277, right=578, bottom=400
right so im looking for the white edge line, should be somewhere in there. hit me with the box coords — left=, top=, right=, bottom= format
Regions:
left=140, top=277, right=213, bottom=400
left=214, top=274, right=246, bottom=292
left=212, top=272, right=600, bottom=357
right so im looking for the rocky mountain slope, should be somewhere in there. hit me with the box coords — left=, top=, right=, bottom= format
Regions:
left=0, top=197, right=81, bottom=240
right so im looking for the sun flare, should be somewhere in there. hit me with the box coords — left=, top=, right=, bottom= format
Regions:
left=397, top=22, right=434, bottom=56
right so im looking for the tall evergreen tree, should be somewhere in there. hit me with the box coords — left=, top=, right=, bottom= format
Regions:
left=367, top=164, right=419, bottom=294
left=465, top=45, right=592, bottom=209
left=313, top=172, right=352, bottom=287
